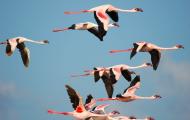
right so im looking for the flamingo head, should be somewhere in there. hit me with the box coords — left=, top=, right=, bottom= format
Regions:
left=175, top=44, right=184, bottom=49
left=131, top=8, right=143, bottom=12
left=111, top=110, right=120, bottom=115
left=143, top=63, right=153, bottom=67
left=42, top=40, right=49, bottom=44
left=153, top=94, right=162, bottom=99
left=109, top=23, right=120, bottom=27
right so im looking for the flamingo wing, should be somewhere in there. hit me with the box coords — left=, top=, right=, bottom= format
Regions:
left=123, top=75, right=140, bottom=96
left=102, top=73, right=114, bottom=98
left=93, top=11, right=109, bottom=37
left=17, top=42, right=30, bottom=67
left=109, top=68, right=121, bottom=84
left=106, top=10, right=119, bottom=22
left=85, top=94, right=93, bottom=105
left=121, top=68, right=132, bottom=82
left=149, top=49, right=161, bottom=70
left=85, top=94, right=96, bottom=110
left=130, top=43, right=139, bottom=59
left=65, top=85, right=80, bottom=110
left=87, top=27, right=103, bottom=41
left=93, top=67, right=101, bottom=82
left=6, top=40, right=17, bottom=56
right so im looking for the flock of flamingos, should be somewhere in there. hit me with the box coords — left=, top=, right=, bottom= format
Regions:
left=0, top=4, right=184, bottom=120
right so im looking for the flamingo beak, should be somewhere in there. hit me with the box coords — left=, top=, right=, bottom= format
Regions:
left=43, top=40, right=49, bottom=44
left=138, top=8, right=144, bottom=12
left=113, top=23, right=120, bottom=27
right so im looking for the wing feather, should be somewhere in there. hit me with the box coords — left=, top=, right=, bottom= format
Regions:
left=149, top=49, right=161, bottom=70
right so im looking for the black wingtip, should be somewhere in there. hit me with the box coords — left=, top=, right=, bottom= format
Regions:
left=116, top=94, right=123, bottom=98
left=153, top=65, right=158, bottom=71
left=134, top=75, right=140, bottom=82
left=99, top=37, right=103, bottom=41
left=65, top=84, right=70, bottom=89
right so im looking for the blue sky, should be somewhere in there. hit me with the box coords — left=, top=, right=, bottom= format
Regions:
left=0, top=0, right=190, bottom=120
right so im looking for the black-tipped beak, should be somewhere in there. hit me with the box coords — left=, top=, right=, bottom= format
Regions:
left=139, top=8, right=143, bottom=12
left=43, top=40, right=49, bottom=44
left=113, top=23, right=120, bottom=27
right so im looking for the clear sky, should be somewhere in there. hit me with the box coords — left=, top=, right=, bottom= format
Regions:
left=0, top=0, right=190, bottom=120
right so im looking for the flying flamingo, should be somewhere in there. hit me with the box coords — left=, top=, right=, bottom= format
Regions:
left=88, top=104, right=120, bottom=120
left=47, top=85, right=108, bottom=120
left=96, top=75, right=161, bottom=102
left=53, top=22, right=119, bottom=41
left=71, top=63, right=152, bottom=98
left=109, top=41, right=184, bottom=70
left=113, top=116, right=155, bottom=120
left=64, top=4, right=143, bottom=37
left=0, top=37, right=49, bottom=67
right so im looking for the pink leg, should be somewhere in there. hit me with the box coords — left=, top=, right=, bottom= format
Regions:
left=109, top=48, right=133, bottom=53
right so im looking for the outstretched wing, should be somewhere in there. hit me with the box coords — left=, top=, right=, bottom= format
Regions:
left=123, top=75, right=140, bottom=96
left=94, top=11, right=108, bottom=37
left=87, top=27, right=103, bottom=41
left=65, top=85, right=80, bottom=110
left=17, top=42, right=30, bottom=67
left=6, top=40, right=17, bottom=56
left=85, top=94, right=93, bottom=105
left=85, top=94, right=96, bottom=110
left=109, top=68, right=121, bottom=84
left=106, top=10, right=118, bottom=22
left=149, top=49, right=161, bottom=70
left=130, top=43, right=138, bottom=59
left=121, top=68, right=133, bottom=82
left=102, top=73, right=114, bottom=98
left=93, top=67, right=101, bottom=82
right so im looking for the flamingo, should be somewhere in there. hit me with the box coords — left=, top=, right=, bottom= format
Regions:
left=0, top=37, right=49, bottom=67
left=53, top=22, right=119, bottom=41
left=88, top=104, right=120, bottom=120
left=112, top=116, right=154, bottom=120
left=64, top=4, right=143, bottom=37
left=71, top=63, right=152, bottom=98
left=109, top=41, right=184, bottom=70
left=47, top=85, right=107, bottom=120
left=96, top=75, right=161, bottom=102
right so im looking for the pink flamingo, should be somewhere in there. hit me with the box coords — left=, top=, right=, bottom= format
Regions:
left=48, top=85, right=108, bottom=120
left=110, top=41, right=184, bottom=70
left=53, top=22, right=119, bottom=41
left=71, top=63, right=152, bottom=98
left=0, top=37, right=49, bottom=67
left=96, top=75, right=161, bottom=102
left=113, top=116, right=155, bottom=120
left=64, top=4, right=143, bottom=37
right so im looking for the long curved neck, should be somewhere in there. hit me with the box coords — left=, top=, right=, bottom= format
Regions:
left=116, top=8, right=135, bottom=13
left=135, top=95, right=154, bottom=100
left=156, top=46, right=178, bottom=51
left=25, top=39, right=46, bottom=44
left=127, top=64, right=146, bottom=69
